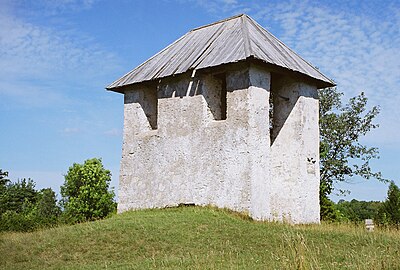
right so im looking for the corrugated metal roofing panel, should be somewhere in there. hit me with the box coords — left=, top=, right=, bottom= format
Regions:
left=107, top=14, right=334, bottom=90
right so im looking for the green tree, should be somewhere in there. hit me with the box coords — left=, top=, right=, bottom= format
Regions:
left=319, top=195, right=340, bottom=221
left=336, top=199, right=382, bottom=222
left=61, top=158, right=116, bottom=223
left=0, top=170, right=61, bottom=231
left=319, top=88, right=386, bottom=220
left=36, top=188, right=61, bottom=224
left=0, top=169, right=9, bottom=186
left=0, top=169, right=10, bottom=197
left=0, top=178, right=37, bottom=216
left=378, top=181, right=400, bottom=226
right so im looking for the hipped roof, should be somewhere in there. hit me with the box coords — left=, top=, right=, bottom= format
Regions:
left=107, top=14, right=335, bottom=91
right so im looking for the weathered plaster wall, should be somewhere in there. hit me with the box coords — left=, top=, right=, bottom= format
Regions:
left=270, top=77, right=320, bottom=223
left=118, top=63, right=320, bottom=223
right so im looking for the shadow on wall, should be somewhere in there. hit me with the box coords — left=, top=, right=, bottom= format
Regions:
left=270, top=74, right=318, bottom=145
left=123, top=69, right=318, bottom=141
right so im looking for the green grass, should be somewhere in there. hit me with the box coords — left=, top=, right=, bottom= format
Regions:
left=1, top=206, right=399, bottom=269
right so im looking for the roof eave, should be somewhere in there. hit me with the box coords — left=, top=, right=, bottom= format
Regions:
left=106, top=58, right=335, bottom=94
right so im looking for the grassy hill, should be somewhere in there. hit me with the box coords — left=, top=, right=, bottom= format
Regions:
left=1, top=206, right=399, bottom=269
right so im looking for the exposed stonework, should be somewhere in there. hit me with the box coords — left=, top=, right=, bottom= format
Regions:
left=117, top=63, right=320, bottom=224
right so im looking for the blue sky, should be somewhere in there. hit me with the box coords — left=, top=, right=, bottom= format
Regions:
left=1, top=0, right=399, bottom=202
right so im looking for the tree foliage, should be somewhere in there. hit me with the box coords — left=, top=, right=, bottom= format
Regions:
left=61, top=158, right=116, bottom=223
left=319, top=87, right=386, bottom=220
left=319, top=195, right=341, bottom=221
left=0, top=178, right=37, bottom=216
left=0, top=169, right=9, bottom=192
left=377, top=181, right=400, bottom=226
left=0, top=170, right=60, bottom=232
left=336, top=199, right=382, bottom=222
left=36, top=188, right=61, bottom=224
left=1, top=159, right=116, bottom=231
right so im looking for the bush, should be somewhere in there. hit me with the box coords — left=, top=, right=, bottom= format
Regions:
left=61, top=158, right=116, bottom=223
left=0, top=211, right=34, bottom=232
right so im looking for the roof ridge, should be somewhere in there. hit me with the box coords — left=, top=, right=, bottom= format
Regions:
left=240, top=14, right=252, bottom=58
left=190, top=14, right=244, bottom=32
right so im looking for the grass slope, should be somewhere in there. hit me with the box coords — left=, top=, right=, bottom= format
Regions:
left=1, top=206, right=399, bottom=269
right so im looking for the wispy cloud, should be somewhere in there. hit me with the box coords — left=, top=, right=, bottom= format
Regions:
left=104, top=128, right=122, bottom=137
left=12, top=0, right=98, bottom=16
left=62, top=127, right=82, bottom=135
left=0, top=81, right=68, bottom=108
left=0, top=8, right=117, bottom=80
left=264, top=2, right=400, bottom=96
left=41, top=0, right=97, bottom=11
left=193, top=0, right=251, bottom=14
left=0, top=0, right=119, bottom=108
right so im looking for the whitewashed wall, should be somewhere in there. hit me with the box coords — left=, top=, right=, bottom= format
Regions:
left=118, top=63, right=320, bottom=224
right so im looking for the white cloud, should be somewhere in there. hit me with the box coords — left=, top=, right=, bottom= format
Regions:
left=14, top=0, right=98, bottom=15
left=0, top=1, right=119, bottom=108
left=193, top=0, right=250, bottom=14
left=0, top=9, right=116, bottom=80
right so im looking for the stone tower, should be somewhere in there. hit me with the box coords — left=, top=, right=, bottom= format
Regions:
left=107, top=14, right=335, bottom=224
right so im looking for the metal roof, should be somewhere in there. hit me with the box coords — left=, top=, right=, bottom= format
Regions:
left=107, top=14, right=335, bottom=91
